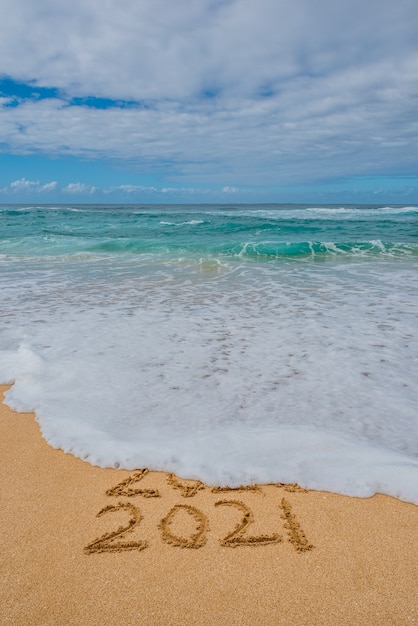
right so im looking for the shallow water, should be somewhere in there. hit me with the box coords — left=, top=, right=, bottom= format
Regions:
left=1, top=204, right=417, bottom=502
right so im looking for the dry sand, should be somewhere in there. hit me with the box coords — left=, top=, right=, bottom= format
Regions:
left=1, top=384, right=417, bottom=625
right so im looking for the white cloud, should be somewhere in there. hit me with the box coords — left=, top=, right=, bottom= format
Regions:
left=10, top=178, right=36, bottom=190
left=0, top=0, right=418, bottom=186
left=2, top=54, right=417, bottom=187
left=222, top=186, right=240, bottom=193
left=161, top=187, right=199, bottom=194
left=42, top=181, right=58, bottom=191
left=63, top=182, right=96, bottom=194
left=3, top=178, right=58, bottom=193
left=1, top=0, right=417, bottom=101
left=105, top=184, right=158, bottom=194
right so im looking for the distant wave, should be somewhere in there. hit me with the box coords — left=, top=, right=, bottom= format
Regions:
left=159, top=219, right=206, bottom=226
left=306, top=206, right=418, bottom=217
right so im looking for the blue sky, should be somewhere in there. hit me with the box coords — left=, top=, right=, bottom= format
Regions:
left=1, top=0, right=418, bottom=204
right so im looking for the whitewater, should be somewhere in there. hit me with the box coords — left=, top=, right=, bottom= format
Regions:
left=0, top=204, right=417, bottom=503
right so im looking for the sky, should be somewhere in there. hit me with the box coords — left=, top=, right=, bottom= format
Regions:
left=1, top=0, right=418, bottom=204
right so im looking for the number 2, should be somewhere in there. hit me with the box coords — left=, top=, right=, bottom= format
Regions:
left=84, top=502, right=148, bottom=554
left=215, top=499, right=282, bottom=547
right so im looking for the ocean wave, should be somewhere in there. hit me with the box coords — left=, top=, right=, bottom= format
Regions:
left=228, top=240, right=418, bottom=259
left=159, top=219, right=206, bottom=226
left=1, top=236, right=417, bottom=261
left=306, top=206, right=418, bottom=216
left=88, top=238, right=417, bottom=259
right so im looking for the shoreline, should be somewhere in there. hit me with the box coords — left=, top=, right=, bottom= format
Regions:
left=1, top=384, right=417, bottom=624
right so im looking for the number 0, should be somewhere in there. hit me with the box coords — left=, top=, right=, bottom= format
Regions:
left=159, top=504, right=209, bottom=548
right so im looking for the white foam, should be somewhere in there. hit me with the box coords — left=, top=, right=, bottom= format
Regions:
left=160, top=220, right=205, bottom=226
left=0, top=258, right=417, bottom=503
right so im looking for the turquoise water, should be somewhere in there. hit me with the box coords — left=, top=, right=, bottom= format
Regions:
left=1, top=204, right=417, bottom=502
left=1, top=204, right=417, bottom=259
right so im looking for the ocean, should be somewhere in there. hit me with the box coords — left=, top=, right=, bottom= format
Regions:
left=0, top=203, right=417, bottom=503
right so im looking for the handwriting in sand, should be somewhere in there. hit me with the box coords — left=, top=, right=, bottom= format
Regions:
left=84, top=469, right=313, bottom=555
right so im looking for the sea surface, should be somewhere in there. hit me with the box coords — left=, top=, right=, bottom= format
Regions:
left=0, top=204, right=417, bottom=502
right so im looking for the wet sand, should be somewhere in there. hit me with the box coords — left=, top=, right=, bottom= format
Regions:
left=1, top=385, right=417, bottom=625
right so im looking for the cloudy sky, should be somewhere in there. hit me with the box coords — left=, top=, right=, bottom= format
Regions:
left=1, top=0, right=418, bottom=203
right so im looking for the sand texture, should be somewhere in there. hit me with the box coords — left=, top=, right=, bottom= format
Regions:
left=1, top=385, right=417, bottom=625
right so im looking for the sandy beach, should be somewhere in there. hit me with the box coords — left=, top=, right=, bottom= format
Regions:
left=1, top=384, right=417, bottom=625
